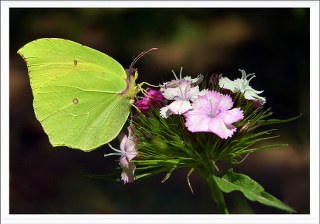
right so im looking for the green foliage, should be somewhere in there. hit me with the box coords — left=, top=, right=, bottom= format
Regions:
left=132, top=102, right=296, bottom=179
left=213, top=169, right=296, bottom=213
left=130, top=90, right=299, bottom=213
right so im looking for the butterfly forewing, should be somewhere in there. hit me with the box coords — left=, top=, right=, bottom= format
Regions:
left=18, top=38, right=132, bottom=151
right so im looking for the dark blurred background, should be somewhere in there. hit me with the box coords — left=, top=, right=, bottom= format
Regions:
left=10, top=8, right=310, bottom=214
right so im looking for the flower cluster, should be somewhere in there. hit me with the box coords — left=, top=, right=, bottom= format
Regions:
left=103, top=68, right=297, bottom=213
left=110, top=68, right=267, bottom=183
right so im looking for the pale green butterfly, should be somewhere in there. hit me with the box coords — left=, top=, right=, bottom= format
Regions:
left=18, top=38, right=157, bottom=152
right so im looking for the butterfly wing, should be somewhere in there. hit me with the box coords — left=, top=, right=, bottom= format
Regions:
left=18, top=38, right=132, bottom=151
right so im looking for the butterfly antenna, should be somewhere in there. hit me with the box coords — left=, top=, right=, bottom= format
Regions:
left=129, top=48, right=159, bottom=69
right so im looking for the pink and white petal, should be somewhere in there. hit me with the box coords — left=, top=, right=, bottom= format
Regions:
left=186, top=85, right=200, bottom=99
left=119, top=156, right=129, bottom=168
left=209, top=118, right=236, bottom=139
left=190, top=94, right=210, bottom=109
left=206, top=91, right=222, bottom=106
left=120, top=160, right=136, bottom=184
left=124, top=142, right=134, bottom=154
left=160, top=80, right=178, bottom=89
left=198, top=89, right=209, bottom=95
left=217, top=94, right=234, bottom=111
left=167, top=100, right=192, bottom=114
left=185, top=111, right=211, bottom=132
left=160, top=106, right=173, bottom=118
left=119, top=134, right=128, bottom=154
left=162, top=87, right=180, bottom=100
left=172, top=81, right=196, bottom=100
left=125, top=145, right=138, bottom=161
left=177, top=80, right=189, bottom=89
left=217, top=108, right=244, bottom=124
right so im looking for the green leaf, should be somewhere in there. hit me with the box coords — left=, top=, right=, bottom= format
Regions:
left=244, top=143, right=288, bottom=154
left=258, top=114, right=302, bottom=127
left=213, top=169, right=296, bottom=213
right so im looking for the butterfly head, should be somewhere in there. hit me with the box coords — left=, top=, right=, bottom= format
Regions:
left=120, top=69, right=138, bottom=100
left=120, top=48, right=158, bottom=99
left=125, top=68, right=138, bottom=81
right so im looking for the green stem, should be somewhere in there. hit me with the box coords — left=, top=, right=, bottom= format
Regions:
left=202, top=172, right=229, bottom=214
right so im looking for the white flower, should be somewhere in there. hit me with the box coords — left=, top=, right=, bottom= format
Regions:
left=160, top=80, right=200, bottom=118
left=159, top=68, right=204, bottom=118
left=219, top=69, right=266, bottom=105
left=160, top=67, right=203, bottom=89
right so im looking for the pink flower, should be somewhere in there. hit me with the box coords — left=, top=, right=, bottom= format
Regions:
left=119, top=127, right=138, bottom=162
left=184, top=90, right=244, bottom=139
left=135, top=89, right=164, bottom=112
left=119, top=156, right=136, bottom=184
left=160, top=80, right=200, bottom=118
left=105, top=126, right=138, bottom=183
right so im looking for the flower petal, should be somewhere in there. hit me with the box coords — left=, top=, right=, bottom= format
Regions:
left=185, top=110, right=210, bottom=132
left=125, top=144, right=138, bottom=161
left=167, top=100, right=192, bottom=115
left=244, top=90, right=266, bottom=104
left=219, top=77, right=242, bottom=92
left=135, top=89, right=164, bottom=112
left=118, top=126, right=138, bottom=160
left=184, top=90, right=243, bottom=139
left=149, top=89, right=165, bottom=101
left=119, top=133, right=128, bottom=154
left=217, top=94, right=234, bottom=111
left=135, top=98, right=151, bottom=111
left=185, top=84, right=200, bottom=100
left=217, top=108, right=244, bottom=124
left=161, top=87, right=178, bottom=100
left=161, top=80, right=200, bottom=101
left=160, top=106, right=172, bottom=118
left=209, top=117, right=237, bottom=139
left=120, top=157, right=136, bottom=184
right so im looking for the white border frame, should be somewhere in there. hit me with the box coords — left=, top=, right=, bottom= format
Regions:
left=1, top=1, right=319, bottom=224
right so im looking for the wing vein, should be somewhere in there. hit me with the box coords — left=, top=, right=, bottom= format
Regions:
left=61, top=116, right=76, bottom=145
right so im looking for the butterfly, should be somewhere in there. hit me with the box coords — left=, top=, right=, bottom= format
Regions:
left=18, top=38, right=157, bottom=151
